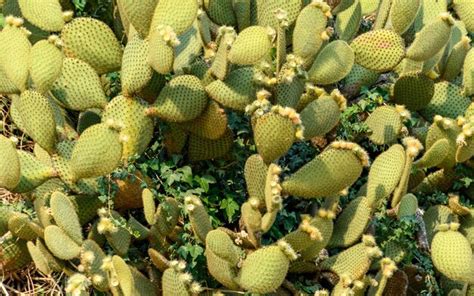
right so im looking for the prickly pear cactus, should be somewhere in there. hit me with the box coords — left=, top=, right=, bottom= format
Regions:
left=0, top=1, right=473, bottom=295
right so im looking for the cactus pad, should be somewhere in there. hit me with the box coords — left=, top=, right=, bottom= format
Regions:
left=365, top=105, right=405, bottom=145
left=44, top=225, right=81, bottom=260
left=102, top=96, right=154, bottom=160
left=180, top=101, right=228, bottom=140
left=29, top=39, right=63, bottom=94
left=228, top=26, right=272, bottom=65
left=366, top=144, right=405, bottom=207
left=61, top=17, right=123, bottom=74
left=282, top=143, right=366, bottom=198
left=421, top=83, right=471, bottom=121
left=329, top=196, right=371, bottom=247
left=389, top=0, right=420, bottom=34
left=188, top=129, right=233, bottom=162
left=116, top=0, right=158, bottom=37
left=146, top=75, right=208, bottom=122
left=149, top=0, right=198, bottom=35
left=205, top=67, right=257, bottom=111
left=51, top=58, right=108, bottom=111
left=253, top=112, right=297, bottom=163
left=350, top=29, right=405, bottom=72
left=0, top=135, right=20, bottom=190
left=392, top=73, right=434, bottom=111
left=121, top=34, right=153, bottom=97
left=18, top=0, right=65, bottom=31
left=70, top=123, right=123, bottom=181
left=239, top=244, right=292, bottom=293
left=431, top=224, right=474, bottom=283
left=308, top=40, right=355, bottom=85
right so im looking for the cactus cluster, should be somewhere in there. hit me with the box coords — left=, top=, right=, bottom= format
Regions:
left=0, top=0, right=474, bottom=295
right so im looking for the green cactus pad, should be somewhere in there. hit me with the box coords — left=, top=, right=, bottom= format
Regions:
left=29, top=39, right=63, bottom=94
left=228, top=26, right=271, bottom=65
left=442, top=37, right=471, bottom=81
left=206, top=229, right=240, bottom=265
left=15, top=151, right=56, bottom=193
left=463, top=48, right=474, bottom=96
left=18, top=0, right=65, bottom=31
left=8, top=213, right=43, bottom=240
left=335, top=0, right=362, bottom=41
left=204, top=0, right=237, bottom=26
left=27, top=241, right=52, bottom=274
left=185, top=195, right=213, bottom=243
left=0, top=234, right=31, bottom=271
left=453, top=0, right=474, bottom=33
left=350, top=29, right=405, bottom=72
left=233, top=0, right=251, bottom=31
left=162, top=268, right=191, bottom=296
left=432, top=225, right=474, bottom=283
left=392, top=73, right=434, bottom=111
left=149, top=0, right=198, bottom=35
left=308, top=40, right=354, bottom=85
left=292, top=2, right=328, bottom=64
left=146, top=75, right=207, bottom=122
left=413, top=168, right=456, bottom=194
left=244, top=154, right=268, bottom=203
left=360, top=0, right=380, bottom=14
left=0, top=24, right=31, bottom=91
left=373, top=0, right=391, bottom=29
left=17, top=90, right=57, bottom=154
left=300, top=94, right=343, bottom=138
left=298, top=216, right=334, bottom=260
left=255, top=0, right=301, bottom=28
left=81, top=239, right=109, bottom=291
left=70, top=123, right=123, bottom=181
left=205, top=67, right=257, bottom=111
left=121, top=34, right=154, bottom=97
left=188, top=129, right=233, bottom=161
left=365, top=105, right=404, bottom=145
left=423, top=205, right=457, bottom=244
left=254, top=112, right=296, bottom=163
left=44, top=225, right=81, bottom=260
left=61, top=17, right=123, bottom=74
left=148, top=28, right=175, bottom=75
left=173, top=24, right=202, bottom=73
left=366, top=144, right=406, bottom=207
left=116, top=0, right=158, bottom=37
left=70, top=195, right=104, bottom=225
left=155, top=197, right=180, bottom=236
left=320, top=240, right=376, bottom=279
left=329, top=196, right=371, bottom=248
left=342, top=63, right=379, bottom=97
left=421, top=82, right=471, bottom=122
left=50, top=191, right=83, bottom=245
left=282, top=144, right=365, bottom=198
left=205, top=246, right=239, bottom=289
left=180, top=101, right=228, bottom=140
left=51, top=58, right=108, bottom=111
left=417, top=0, right=448, bottom=30
left=397, top=193, right=418, bottom=219
left=389, top=0, right=421, bottom=34
left=406, top=14, right=453, bottom=62
left=415, top=139, right=450, bottom=169
left=102, top=96, right=154, bottom=160
left=52, top=141, right=101, bottom=195
left=0, top=135, right=20, bottom=190
left=425, top=119, right=459, bottom=169
left=0, top=64, right=19, bottom=94
left=104, top=212, right=131, bottom=256
left=239, top=245, right=291, bottom=293
left=142, top=188, right=156, bottom=225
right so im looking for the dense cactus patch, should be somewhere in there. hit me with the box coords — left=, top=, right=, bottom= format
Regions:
left=0, top=0, right=474, bottom=295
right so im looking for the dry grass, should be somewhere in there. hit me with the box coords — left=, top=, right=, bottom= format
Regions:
left=1, top=265, right=65, bottom=296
